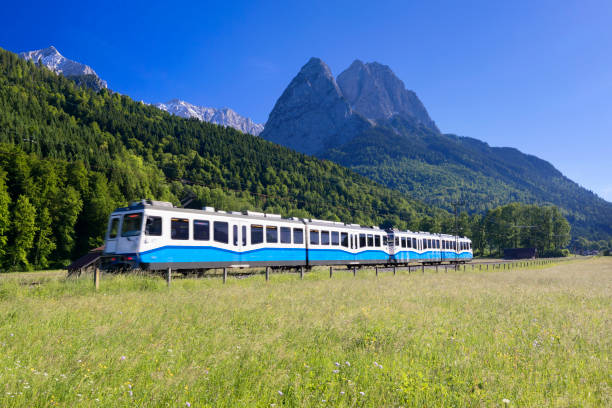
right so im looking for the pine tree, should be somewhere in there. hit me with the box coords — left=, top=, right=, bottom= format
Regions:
left=33, top=207, right=55, bottom=268
left=10, top=195, right=37, bottom=269
left=0, top=171, right=11, bottom=266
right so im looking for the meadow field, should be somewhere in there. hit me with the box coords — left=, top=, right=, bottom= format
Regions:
left=0, top=258, right=610, bottom=407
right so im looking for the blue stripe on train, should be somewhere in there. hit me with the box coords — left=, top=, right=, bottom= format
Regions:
left=139, top=245, right=390, bottom=264
left=393, top=250, right=473, bottom=261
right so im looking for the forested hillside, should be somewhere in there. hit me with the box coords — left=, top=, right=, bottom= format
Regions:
left=0, top=48, right=451, bottom=269
left=322, top=115, right=612, bottom=240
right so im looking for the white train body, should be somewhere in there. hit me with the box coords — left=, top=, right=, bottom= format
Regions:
left=102, top=200, right=472, bottom=271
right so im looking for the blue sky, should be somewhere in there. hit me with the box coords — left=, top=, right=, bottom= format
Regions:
left=2, top=0, right=611, bottom=201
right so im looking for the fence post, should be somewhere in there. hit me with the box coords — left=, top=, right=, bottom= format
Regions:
left=265, top=266, right=270, bottom=282
left=300, top=266, right=304, bottom=280
left=94, top=266, right=100, bottom=290
left=353, top=266, right=356, bottom=277
left=329, top=266, right=333, bottom=278
left=223, top=267, right=227, bottom=284
left=422, top=265, right=425, bottom=274
left=435, top=265, right=438, bottom=273
left=166, top=267, right=171, bottom=287
left=375, top=266, right=378, bottom=277
left=393, top=266, right=396, bottom=276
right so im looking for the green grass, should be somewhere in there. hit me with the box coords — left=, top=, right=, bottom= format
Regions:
left=0, top=258, right=610, bottom=407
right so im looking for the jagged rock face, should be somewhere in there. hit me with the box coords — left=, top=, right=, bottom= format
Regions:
left=337, top=60, right=438, bottom=132
left=19, top=46, right=108, bottom=91
left=260, top=58, right=371, bottom=155
left=155, top=99, right=264, bottom=136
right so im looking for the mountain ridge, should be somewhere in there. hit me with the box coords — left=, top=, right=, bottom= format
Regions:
left=19, top=46, right=108, bottom=91
left=155, top=99, right=264, bottom=135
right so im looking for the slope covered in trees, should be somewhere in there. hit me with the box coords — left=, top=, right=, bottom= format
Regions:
left=322, top=115, right=612, bottom=240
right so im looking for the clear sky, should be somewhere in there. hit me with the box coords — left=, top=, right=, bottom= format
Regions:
left=2, top=0, right=611, bottom=201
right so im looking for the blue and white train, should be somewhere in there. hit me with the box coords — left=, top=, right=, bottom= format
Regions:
left=101, top=200, right=472, bottom=271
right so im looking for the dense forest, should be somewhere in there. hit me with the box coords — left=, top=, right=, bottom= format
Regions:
left=0, top=48, right=577, bottom=270
left=322, top=115, right=612, bottom=241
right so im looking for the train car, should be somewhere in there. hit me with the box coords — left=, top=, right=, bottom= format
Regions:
left=102, top=200, right=308, bottom=270
left=389, top=230, right=473, bottom=264
left=305, top=220, right=390, bottom=266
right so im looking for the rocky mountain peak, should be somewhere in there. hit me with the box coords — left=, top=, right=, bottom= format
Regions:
left=19, top=46, right=107, bottom=91
left=337, top=60, right=438, bottom=132
left=154, top=99, right=264, bottom=136
left=260, top=57, right=370, bottom=155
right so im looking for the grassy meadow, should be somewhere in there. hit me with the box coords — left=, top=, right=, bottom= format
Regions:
left=0, top=258, right=610, bottom=407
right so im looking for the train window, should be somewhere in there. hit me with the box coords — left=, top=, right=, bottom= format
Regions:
left=266, top=226, right=278, bottom=243
left=341, top=232, right=349, bottom=247
left=383, top=235, right=388, bottom=246
left=145, top=216, right=162, bottom=236
left=233, top=225, right=239, bottom=246
left=412, top=238, right=417, bottom=248
left=395, top=237, right=399, bottom=246
left=293, top=228, right=304, bottom=244
left=332, top=231, right=340, bottom=246
left=310, top=230, right=319, bottom=245
left=280, top=227, right=291, bottom=244
left=375, top=235, right=381, bottom=247
left=242, top=226, right=247, bottom=246
left=359, top=234, right=366, bottom=248
left=109, top=218, right=120, bottom=239
left=193, top=220, right=210, bottom=240
left=251, top=225, right=264, bottom=244
left=401, top=237, right=407, bottom=248
left=122, top=213, right=143, bottom=237
left=170, top=218, right=189, bottom=240
left=321, top=231, right=330, bottom=245
left=407, top=238, right=412, bottom=248
left=367, top=234, right=373, bottom=247
left=214, top=221, right=229, bottom=244
left=428, top=239, right=432, bottom=248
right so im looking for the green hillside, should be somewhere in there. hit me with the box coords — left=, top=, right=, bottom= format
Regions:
left=322, top=115, right=612, bottom=240
left=0, top=48, right=452, bottom=268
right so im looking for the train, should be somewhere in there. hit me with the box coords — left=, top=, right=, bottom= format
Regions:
left=101, top=200, right=473, bottom=272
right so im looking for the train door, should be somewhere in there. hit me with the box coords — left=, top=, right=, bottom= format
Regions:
left=235, top=221, right=249, bottom=264
left=105, top=216, right=121, bottom=253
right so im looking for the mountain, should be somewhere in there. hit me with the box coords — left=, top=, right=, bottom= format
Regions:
left=18, top=46, right=107, bottom=91
left=261, top=58, right=612, bottom=240
left=260, top=58, right=371, bottom=155
left=155, top=99, right=264, bottom=136
left=337, top=60, right=438, bottom=132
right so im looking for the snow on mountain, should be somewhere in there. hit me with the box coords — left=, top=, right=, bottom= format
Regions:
left=19, top=46, right=107, bottom=90
left=155, top=99, right=264, bottom=136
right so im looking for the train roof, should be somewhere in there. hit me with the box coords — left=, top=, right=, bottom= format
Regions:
left=111, top=200, right=385, bottom=232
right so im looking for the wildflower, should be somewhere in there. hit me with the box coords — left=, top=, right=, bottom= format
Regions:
left=359, top=391, right=365, bottom=396
left=502, top=399, right=510, bottom=404
left=128, top=390, right=133, bottom=397
left=278, top=390, right=283, bottom=396
left=373, top=362, right=379, bottom=367
left=345, top=361, right=350, bottom=366
left=340, top=391, right=345, bottom=395
left=332, top=369, right=339, bottom=374
left=186, top=403, right=191, bottom=407
left=121, top=356, right=126, bottom=361
left=335, top=362, right=340, bottom=366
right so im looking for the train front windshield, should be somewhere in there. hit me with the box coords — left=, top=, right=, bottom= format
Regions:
left=121, top=213, right=143, bottom=237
